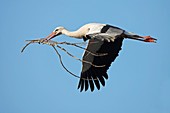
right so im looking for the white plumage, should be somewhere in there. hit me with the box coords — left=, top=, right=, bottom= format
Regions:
left=42, top=23, right=157, bottom=92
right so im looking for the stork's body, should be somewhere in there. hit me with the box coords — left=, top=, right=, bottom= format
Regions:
left=43, top=23, right=156, bottom=92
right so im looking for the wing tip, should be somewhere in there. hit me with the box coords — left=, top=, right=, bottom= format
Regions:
left=77, top=72, right=108, bottom=92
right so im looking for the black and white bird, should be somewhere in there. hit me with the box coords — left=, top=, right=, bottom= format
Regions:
left=42, top=23, right=157, bottom=92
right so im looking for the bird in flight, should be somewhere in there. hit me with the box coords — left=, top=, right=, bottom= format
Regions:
left=41, top=23, right=157, bottom=92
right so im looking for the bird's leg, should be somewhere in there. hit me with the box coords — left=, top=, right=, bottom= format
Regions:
left=125, top=32, right=157, bottom=43
left=126, top=35, right=157, bottom=43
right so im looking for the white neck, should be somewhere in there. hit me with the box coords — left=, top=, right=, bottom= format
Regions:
left=61, top=28, right=85, bottom=39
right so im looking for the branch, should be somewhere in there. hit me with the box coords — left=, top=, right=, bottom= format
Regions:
left=51, top=45, right=81, bottom=79
left=51, top=46, right=98, bottom=80
left=56, top=45, right=105, bottom=68
left=58, top=41, right=108, bottom=56
left=21, top=39, right=105, bottom=80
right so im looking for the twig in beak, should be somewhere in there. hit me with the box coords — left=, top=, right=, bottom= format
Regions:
left=21, top=39, right=107, bottom=80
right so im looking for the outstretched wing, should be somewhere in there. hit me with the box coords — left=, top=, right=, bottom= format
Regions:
left=77, top=37, right=124, bottom=92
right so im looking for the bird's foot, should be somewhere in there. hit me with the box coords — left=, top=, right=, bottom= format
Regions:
left=143, top=36, right=157, bottom=43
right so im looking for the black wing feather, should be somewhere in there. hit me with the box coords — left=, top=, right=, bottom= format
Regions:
left=78, top=37, right=123, bottom=92
left=84, top=78, right=89, bottom=91
left=88, top=75, right=95, bottom=92
left=78, top=24, right=124, bottom=92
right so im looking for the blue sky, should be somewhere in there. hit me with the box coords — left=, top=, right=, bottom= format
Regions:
left=0, top=0, right=170, bottom=113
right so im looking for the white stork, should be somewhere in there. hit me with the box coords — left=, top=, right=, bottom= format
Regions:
left=42, top=23, right=157, bottom=92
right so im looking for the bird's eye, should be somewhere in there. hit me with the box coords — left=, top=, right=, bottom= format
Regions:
left=55, top=29, right=58, bottom=32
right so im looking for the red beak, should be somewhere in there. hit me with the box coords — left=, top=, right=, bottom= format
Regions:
left=45, top=32, right=57, bottom=40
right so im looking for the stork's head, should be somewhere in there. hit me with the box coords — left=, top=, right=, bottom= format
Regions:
left=45, top=26, right=65, bottom=40
left=53, top=26, right=65, bottom=34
